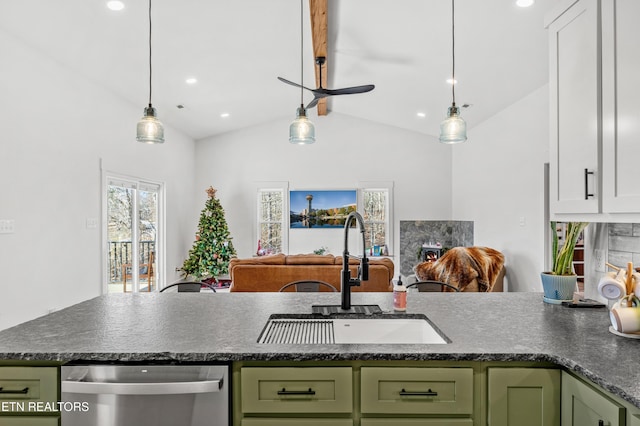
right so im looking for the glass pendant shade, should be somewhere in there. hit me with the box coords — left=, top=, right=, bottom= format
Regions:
left=136, top=105, right=165, bottom=144
left=289, top=106, right=315, bottom=144
left=439, top=104, right=467, bottom=144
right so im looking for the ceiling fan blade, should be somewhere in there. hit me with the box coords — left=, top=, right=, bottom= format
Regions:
left=277, top=77, right=314, bottom=92
left=305, top=97, right=321, bottom=109
left=324, top=84, right=375, bottom=96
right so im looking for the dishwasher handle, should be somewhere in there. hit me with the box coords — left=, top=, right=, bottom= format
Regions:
left=62, top=378, right=223, bottom=395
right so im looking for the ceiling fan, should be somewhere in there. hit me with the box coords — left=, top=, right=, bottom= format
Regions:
left=278, top=56, right=375, bottom=109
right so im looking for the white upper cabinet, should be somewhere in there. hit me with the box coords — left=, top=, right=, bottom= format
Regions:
left=602, top=0, right=640, bottom=213
left=547, top=0, right=640, bottom=218
left=547, top=0, right=600, bottom=214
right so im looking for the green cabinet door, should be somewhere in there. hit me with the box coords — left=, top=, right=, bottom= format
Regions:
left=562, top=371, right=625, bottom=426
left=0, top=418, right=59, bottom=426
left=488, top=368, right=560, bottom=426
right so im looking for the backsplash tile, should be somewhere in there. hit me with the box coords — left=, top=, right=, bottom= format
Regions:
left=587, top=223, right=640, bottom=302
left=608, top=223, right=640, bottom=265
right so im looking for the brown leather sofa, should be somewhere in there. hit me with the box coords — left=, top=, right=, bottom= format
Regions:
left=229, top=253, right=394, bottom=292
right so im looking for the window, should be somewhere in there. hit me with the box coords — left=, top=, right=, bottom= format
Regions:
left=105, top=175, right=164, bottom=293
left=359, top=182, right=394, bottom=256
left=254, top=181, right=392, bottom=256
left=256, top=182, right=288, bottom=254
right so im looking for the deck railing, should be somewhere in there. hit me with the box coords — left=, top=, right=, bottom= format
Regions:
left=108, top=241, right=155, bottom=283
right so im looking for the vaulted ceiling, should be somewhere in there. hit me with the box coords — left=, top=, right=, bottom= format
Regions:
left=0, top=0, right=560, bottom=140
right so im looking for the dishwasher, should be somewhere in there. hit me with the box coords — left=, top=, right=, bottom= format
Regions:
left=61, top=364, right=229, bottom=426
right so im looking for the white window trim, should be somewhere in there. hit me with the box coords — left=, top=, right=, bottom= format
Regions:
left=358, top=181, right=394, bottom=255
left=254, top=181, right=289, bottom=254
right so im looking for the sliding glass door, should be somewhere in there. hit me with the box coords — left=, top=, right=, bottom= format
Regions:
left=105, top=176, right=163, bottom=293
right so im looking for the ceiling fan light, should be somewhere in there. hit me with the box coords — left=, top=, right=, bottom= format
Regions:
left=289, top=106, right=315, bottom=144
left=136, top=106, right=165, bottom=144
left=439, top=105, right=467, bottom=144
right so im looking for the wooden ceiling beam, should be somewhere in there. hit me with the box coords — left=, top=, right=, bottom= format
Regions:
left=310, top=0, right=328, bottom=116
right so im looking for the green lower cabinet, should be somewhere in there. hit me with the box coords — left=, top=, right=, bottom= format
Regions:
left=241, top=419, right=352, bottom=426
left=487, top=368, right=560, bottom=426
left=0, top=366, right=59, bottom=426
left=360, top=367, right=474, bottom=415
left=360, top=419, right=473, bottom=425
left=0, top=417, right=59, bottom=425
left=240, top=367, right=353, bottom=414
left=631, top=414, right=640, bottom=426
left=561, top=371, right=625, bottom=426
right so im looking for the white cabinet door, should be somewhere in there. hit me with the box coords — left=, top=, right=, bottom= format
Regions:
left=548, top=0, right=600, bottom=214
left=602, top=0, right=640, bottom=213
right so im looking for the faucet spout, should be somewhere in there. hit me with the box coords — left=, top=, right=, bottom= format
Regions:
left=341, top=211, right=369, bottom=310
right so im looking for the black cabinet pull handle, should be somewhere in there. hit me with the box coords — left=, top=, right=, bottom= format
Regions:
left=277, top=387, right=316, bottom=396
left=399, top=388, right=438, bottom=396
left=585, top=168, right=595, bottom=200
left=598, top=421, right=604, bottom=426
left=0, top=386, right=29, bottom=394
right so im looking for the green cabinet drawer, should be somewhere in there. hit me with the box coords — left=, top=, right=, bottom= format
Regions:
left=0, top=417, right=59, bottom=425
left=361, top=419, right=472, bottom=426
left=0, top=367, right=58, bottom=413
left=241, top=367, right=352, bottom=413
left=242, top=419, right=352, bottom=426
left=360, top=367, right=473, bottom=415
left=562, top=371, right=625, bottom=426
left=631, top=414, right=640, bottom=426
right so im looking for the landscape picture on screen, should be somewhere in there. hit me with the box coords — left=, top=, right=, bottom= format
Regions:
left=289, top=190, right=357, bottom=229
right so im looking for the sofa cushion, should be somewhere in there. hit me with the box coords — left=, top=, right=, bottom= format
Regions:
left=228, top=253, right=286, bottom=267
left=286, top=254, right=335, bottom=265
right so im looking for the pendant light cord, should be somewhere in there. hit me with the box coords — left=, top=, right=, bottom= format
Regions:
left=299, top=0, right=304, bottom=107
left=451, top=0, right=456, bottom=106
left=148, top=0, right=153, bottom=107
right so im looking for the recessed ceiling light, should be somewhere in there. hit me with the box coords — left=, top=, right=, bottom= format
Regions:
left=416, top=112, right=426, bottom=118
left=516, top=0, right=534, bottom=7
left=106, top=1, right=125, bottom=11
left=185, top=77, right=198, bottom=85
left=446, top=78, right=457, bottom=85
left=220, top=113, right=230, bottom=118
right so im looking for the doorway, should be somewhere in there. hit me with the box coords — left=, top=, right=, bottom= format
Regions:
left=105, top=175, right=163, bottom=293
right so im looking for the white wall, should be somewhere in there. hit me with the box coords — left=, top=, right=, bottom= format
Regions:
left=193, top=113, right=454, bottom=270
left=452, top=85, right=550, bottom=291
left=0, top=31, right=196, bottom=330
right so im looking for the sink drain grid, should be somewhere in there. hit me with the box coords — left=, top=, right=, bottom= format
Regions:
left=258, top=319, right=335, bottom=344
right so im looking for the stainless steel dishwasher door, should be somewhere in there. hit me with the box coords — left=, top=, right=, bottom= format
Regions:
left=61, top=364, right=229, bottom=426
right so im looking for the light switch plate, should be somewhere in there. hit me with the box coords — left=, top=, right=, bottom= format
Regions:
left=0, top=219, right=15, bottom=234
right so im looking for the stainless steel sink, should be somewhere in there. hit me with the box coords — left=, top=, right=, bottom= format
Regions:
left=258, top=315, right=448, bottom=345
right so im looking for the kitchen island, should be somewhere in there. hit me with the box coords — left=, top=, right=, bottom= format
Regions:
left=0, top=291, right=639, bottom=411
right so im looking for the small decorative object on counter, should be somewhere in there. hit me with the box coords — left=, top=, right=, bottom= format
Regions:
left=598, top=261, right=640, bottom=338
left=393, top=276, right=407, bottom=311
left=541, top=221, right=588, bottom=304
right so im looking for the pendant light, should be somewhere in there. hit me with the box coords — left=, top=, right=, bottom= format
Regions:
left=439, top=0, right=467, bottom=144
left=289, top=0, right=315, bottom=144
left=136, top=0, right=165, bottom=144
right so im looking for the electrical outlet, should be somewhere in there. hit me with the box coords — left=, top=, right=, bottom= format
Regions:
left=594, top=249, right=606, bottom=272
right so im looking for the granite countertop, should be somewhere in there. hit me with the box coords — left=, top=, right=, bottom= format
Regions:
left=0, top=292, right=639, bottom=408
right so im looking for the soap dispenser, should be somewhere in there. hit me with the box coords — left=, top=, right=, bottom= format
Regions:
left=393, top=275, right=407, bottom=311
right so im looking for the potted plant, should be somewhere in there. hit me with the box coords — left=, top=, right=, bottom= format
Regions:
left=541, top=221, right=589, bottom=303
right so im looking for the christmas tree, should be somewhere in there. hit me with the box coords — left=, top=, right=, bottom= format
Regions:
left=181, top=186, right=237, bottom=279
